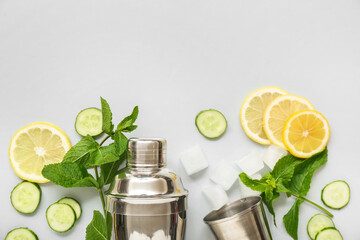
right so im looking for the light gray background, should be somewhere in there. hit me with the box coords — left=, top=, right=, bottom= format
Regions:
left=1, top=0, right=359, bottom=239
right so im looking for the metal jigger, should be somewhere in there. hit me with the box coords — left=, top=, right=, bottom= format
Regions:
left=204, top=196, right=272, bottom=240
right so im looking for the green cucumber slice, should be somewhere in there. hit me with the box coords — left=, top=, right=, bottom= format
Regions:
left=195, top=109, right=227, bottom=139
left=315, top=227, right=343, bottom=240
left=5, top=227, right=38, bottom=240
left=321, top=180, right=350, bottom=209
left=58, top=197, right=82, bottom=220
left=10, top=181, right=41, bottom=214
left=46, top=203, right=76, bottom=232
left=307, top=214, right=335, bottom=239
left=75, top=107, right=103, bottom=136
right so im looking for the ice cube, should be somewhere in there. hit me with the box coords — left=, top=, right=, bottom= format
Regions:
left=235, top=150, right=264, bottom=176
left=180, top=145, right=208, bottom=175
left=238, top=173, right=262, bottom=198
left=202, top=184, right=229, bottom=210
left=210, top=161, right=239, bottom=190
left=262, top=145, right=288, bottom=170
left=129, top=231, right=151, bottom=240
left=152, top=230, right=170, bottom=240
left=251, top=173, right=262, bottom=180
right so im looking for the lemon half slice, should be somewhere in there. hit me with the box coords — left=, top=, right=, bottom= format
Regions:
left=9, top=122, right=71, bottom=183
left=240, top=87, right=288, bottom=145
left=283, top=110, right=330, bottom=158
left=263, top=95, right=315, bottom=149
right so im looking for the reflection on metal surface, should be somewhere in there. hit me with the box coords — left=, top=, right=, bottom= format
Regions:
left=204, top=196, right=272, bottom=240
left=106, top=138, right=188, bottom=240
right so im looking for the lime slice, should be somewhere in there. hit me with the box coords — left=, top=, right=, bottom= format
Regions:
left=195, top=109, right=227, bottom=139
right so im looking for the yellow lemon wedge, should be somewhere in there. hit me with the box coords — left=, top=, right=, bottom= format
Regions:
left=263, top=95, right=315, bottom=149
left=283, top=110, right=330, bottom=158
left=240, top=87, right=288, bottom=145
left=9, top=122, right=71, bottom=183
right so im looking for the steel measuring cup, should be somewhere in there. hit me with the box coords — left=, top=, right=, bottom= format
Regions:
left=203, top=196, right=272, bottom=240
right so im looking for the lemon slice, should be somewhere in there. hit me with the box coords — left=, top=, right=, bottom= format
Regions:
left=283, top=110, right=330, bottom=158
left=240, top=87, right=288, bottom=145
left=9, top=122, right=71, bottom=183
left=263, top=95, right=315, bottom=149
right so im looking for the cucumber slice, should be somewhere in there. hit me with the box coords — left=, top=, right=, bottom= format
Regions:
left=315, top=227, right=343, bottom=240
left=307, top=214, right=335, bottom=239
left=5, top=227, right=38, bottom=240
left=195, top=109, right=227, bottom=139
left=58, top=197, right=82, bottom=220
left=75, top=107, right=103, bottom=136
left=321, top=180, right=350, bottom=209
left=46, top=203, right=76, bottom=232
left=10, top=181, right=41, bottom=214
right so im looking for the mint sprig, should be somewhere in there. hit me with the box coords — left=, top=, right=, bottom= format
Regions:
left=42, top=97, right=138, bottom=240
left=239, top=148, right=332, bottom=240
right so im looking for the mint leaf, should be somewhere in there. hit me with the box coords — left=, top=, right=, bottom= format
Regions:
left=275, top=179, right=291, bottom=193
left=122, top=125, right=137, bottom=132
left=288, top=148, right=328, bottom=197
left=62, top=136, right=119, bottom=168
left=272, top=154, right=301, bottom=184
left=101, top=97, right=114, bottom=135
left=283, top=198, right=304, bottom=240
left=63, top=135, right=99, bottom=168
left=117, top=106, right=139, bottom=132
left=99, top=153, right=126, bottom=187
left=239, top=173, right=269, bottom=192
left=89, top=144, right=119, bottom=167
left=261, top=191, right=279, bottom=225
left=42, top=162, right=98, bottom=188
left=86, top=210, right=108, bottom=240
left=114, top=130, right=128, bottom=155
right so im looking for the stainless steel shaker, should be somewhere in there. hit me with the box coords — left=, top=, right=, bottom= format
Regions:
left=203, top=196, right=272, bottom=240
left=106, top=138, right=188, bottom=240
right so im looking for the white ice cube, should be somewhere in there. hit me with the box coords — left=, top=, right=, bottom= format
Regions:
left=238, top=173, right=262, bottom=198
left=152, top=230, right=170, bottom=240
left=251, top=173, right=262, bottom=180
left=262, top=145, right=288, bottom=170
left=129, top=231, right=151, bottom=240
left=180, top=145, right=208, bottom=175
left=202, top=184, right=229, bottom=210
left=210, top=161, right=239, bottom=190
left=235, top=150, right=264, bottom=176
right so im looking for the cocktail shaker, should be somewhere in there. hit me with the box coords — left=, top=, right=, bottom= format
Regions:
left=106, top=138, right=188, bottom=240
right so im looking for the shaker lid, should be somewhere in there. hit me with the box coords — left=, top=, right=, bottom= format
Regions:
left=106, top=138, right=188, bottom=202
left=128, top=138, right=166, bottom=168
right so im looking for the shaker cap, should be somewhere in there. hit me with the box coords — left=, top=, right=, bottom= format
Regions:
left=128, top=138, right=166, bottom=168
left=106, top=138, right=188, bottom=215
